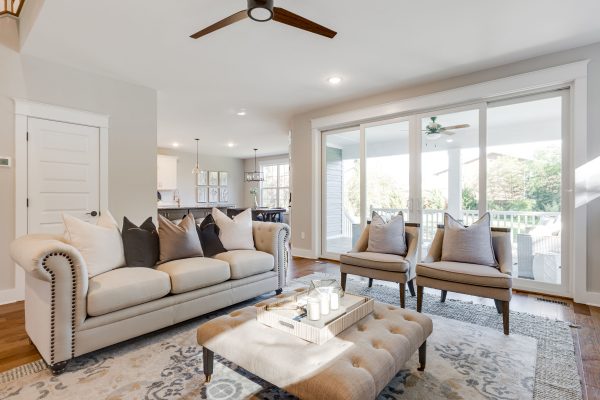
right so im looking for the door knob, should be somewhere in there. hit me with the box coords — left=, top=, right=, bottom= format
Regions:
left=86, top=211, right=98, bottom=217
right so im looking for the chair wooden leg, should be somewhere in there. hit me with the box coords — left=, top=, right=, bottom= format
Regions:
left=493, top=299, right=503, bottom=314
left=407, top=279, right=416, bottom=297
left=416, top=285, right=424, bottom=312
left=502, top=301, right=510, bottom=335
left=418, top=341, right=427, bottom=371
left=368, top=278, right=373, bottom=288
left=440, top=290, right=447, bottom=303
left=203, top=347, right=214, bottom=383
left=341, top=272, right=347, bottom=291
left=399, top=282, right=406, bottom=308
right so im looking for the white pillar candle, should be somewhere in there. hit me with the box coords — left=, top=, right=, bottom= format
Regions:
left=307, top=297, right=321, bottom=321
left=330, top=291, right=340, bottom=310
left=320, top=292, right=330, bottom=315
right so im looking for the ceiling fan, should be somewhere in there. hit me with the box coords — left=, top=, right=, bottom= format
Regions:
left=423, top=117, right=470, bottom=140
left=190, top=0, right=337, bottom=39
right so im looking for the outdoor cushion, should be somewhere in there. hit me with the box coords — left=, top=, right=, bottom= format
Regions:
left=87, top=267, right=171, bottom=316
left=157, top=257, right=231, bottom=294
left=215, top=250, right=274, bottom=279
left=417, top=261, right=512, bottom=289
left=340, top=252, right=409, bottom=273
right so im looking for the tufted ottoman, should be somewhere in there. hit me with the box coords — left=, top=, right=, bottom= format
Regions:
left=196, top=301, right=433, bottom=400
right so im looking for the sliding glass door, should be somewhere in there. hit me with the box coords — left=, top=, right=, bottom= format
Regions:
left=419, top=107, right=481, bottom=255
left=487, top=91, right=568, bottom=291
left=322, top=128, right=361, bottom=256
left=319, top=89, right=570, bottom=296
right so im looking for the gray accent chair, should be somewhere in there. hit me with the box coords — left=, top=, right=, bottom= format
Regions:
left=339, top=222, right=420, bottom=308
left=416, top=225, right=513, bottom=335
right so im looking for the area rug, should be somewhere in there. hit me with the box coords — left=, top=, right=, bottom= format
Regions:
left=0, top=273, right=582, bottom=400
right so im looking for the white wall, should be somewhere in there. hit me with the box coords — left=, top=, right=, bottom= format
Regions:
left=290, top=41, right=600, bottom=294
left=0, top=45, right=157, bottom=293
left=158, top=148, right=245, bottom=208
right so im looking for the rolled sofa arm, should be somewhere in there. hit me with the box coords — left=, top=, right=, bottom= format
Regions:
left=252, top=222, right=291, bottom=290
left=10, top=234, right=89, bottom=367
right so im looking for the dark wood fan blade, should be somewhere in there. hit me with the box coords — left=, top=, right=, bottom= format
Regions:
left=273, top=7, right=337, bottom=38
left=190, top=10, right=248, bottom=39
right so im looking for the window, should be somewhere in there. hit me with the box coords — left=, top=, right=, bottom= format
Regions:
left=260, top=160, right=289, bottom=209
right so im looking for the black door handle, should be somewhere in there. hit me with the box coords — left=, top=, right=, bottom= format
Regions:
left=86, top=211, right=98, bottom=217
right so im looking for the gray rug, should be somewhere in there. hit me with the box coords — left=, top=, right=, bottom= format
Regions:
left=0, top=273, right=582, bottom=400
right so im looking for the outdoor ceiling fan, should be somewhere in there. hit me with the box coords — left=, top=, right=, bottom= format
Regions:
left=423, top=117, right=471, bottom=140
left=190, top=0, right=337, bottom=39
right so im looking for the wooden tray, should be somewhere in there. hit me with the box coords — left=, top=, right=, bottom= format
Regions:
left=256, top=290, right=374, bottom=345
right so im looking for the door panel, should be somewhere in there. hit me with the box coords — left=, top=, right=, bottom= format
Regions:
left=28, top=118, right=100, bottom=234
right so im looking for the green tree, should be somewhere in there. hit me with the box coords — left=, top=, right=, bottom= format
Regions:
left=462, top=186, right=478, bottom=210
left=527, top=147, right=561, bottom=212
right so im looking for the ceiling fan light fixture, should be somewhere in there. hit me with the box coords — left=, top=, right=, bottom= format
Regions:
left=247, top=0, right=274, bottom=22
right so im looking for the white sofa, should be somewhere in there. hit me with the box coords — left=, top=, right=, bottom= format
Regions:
left=10, top=221, right=290, bottom=373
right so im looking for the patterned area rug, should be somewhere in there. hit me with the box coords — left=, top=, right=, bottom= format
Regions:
left=0, top=273, right=582, bottom=400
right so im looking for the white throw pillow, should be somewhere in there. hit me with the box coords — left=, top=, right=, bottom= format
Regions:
left=63, top=211, right=126, bottom=278
left=212, top=208, right=255, bottom=250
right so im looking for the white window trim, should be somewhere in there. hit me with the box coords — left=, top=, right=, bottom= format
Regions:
left=3, top=99, right=110, bottom=305
left=308, top=61, right=594, bottom=305
left=259, top=158, right=289, bottom=209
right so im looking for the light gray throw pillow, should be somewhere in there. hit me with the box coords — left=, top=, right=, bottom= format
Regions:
left=441, top=212, right=498, bottom=267
left=158, top=213, right=204, bottom=263
left=366, top=211, right=407, bottom=256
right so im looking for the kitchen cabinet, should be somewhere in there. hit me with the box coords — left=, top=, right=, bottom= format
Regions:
left=157, top=155, right=177, bottom=190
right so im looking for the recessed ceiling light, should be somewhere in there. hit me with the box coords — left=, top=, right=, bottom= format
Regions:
left=446, top=139, right=454, bottom=143
left=172, top=142, right=180, bottom=148
left=327, top=76, right=343, bottom=85
left=227, top=142, right=235, bottom=148
left=236, top=110, right=247, bottom=116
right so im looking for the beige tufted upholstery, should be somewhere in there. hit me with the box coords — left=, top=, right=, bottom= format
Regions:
left=340, top=223, right=420, bottom=308
left=197, top=300, right=432, bottom=400
left=9, top=221, right=290, bottom=371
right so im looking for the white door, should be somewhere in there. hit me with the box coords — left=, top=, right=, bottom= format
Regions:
left=27, top=118, right=101, bottom=234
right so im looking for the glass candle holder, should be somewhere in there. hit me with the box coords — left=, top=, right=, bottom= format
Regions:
left=307, top=297, right=321, bottom=321
left=319, top=291, right=330, bottom=315
left=330, top=287, right=341, bottom=311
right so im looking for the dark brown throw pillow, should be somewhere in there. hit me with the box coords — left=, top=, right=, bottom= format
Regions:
left=197, top=214, right=227, bottom=258
left=122, top=217, right=159, bottom=268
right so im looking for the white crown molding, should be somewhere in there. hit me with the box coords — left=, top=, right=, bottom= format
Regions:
left=13, top=98, right=110, bottom=128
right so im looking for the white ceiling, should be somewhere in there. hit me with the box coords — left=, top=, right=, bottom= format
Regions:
left=20, top=0, right=600, bottom=158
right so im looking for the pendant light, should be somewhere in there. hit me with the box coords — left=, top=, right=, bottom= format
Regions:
left=245, top=148, right=264, bottom=182
left=192, top=138, right=200, bottom=175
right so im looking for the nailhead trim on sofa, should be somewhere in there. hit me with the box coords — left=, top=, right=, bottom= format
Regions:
left=40, top=252, right=78, bottom=366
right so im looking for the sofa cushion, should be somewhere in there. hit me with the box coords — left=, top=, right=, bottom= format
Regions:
left=212, top=208, right=255, bottom=251
left=158, top=214, right=204, bottom=263
left=197, top=214, right=227, bottom=258
left=122, top=216, right=159, bottom=268
left=417, top=261, right=512, bottom=289
left=156, top=257, right=231, bottom=294
left=340, top=252, right=410, bottom=273
left=63, top=210, right=125, bottom=278
left=215, top=250, right=274, bottom=279
left=87, top=267, right=171, bottom=316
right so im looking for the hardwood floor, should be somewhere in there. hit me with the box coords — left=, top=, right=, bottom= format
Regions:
left=1, top=257, right=598, bottom=399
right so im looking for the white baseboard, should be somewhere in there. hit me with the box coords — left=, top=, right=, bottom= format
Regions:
left=291, top=247, right=317, bottom=259
left=0, top=287, right=24, bottom=305
left=575, top=290, right=600, bottom=307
